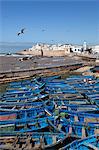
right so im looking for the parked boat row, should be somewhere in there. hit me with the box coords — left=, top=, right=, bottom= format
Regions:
left=0, top=74, right=99, bottom=149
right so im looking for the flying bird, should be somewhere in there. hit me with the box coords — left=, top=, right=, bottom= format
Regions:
left=17, top=28, right=26, bottom=36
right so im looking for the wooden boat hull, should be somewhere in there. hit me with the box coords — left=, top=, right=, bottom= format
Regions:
left=0, top=119, right=50, bottom=133
left=60, top=134, right=99, bottom=150
left=0, top=134, right=79, bottom=150
left=1, top=94, right=49, bottom=102
left=0, top=113, right=16, bottom=121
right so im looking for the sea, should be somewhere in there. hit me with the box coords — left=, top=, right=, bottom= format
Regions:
left=0, top=43, right=33, bottom=54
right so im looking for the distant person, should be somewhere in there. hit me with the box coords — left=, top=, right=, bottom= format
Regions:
left=41, top=49, right=43, bottom=57
left=30, top=137, right=35, bottom=147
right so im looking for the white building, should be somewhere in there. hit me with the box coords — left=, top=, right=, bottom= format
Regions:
left=92, top=45, right=99, bottom=54
left=70, top=45, right=83, bottom=53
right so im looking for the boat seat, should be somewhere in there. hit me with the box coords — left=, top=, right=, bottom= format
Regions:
left=82, top=142, right=99, bottom=150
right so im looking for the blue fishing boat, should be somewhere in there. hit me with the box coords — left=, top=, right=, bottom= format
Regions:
left=6, top=82, right=45, bottom=92
left=7, top=82, right=45, bottom=90
left=0, top=117, right=80, bottom=150
left=0, top=100, right=55, bottom=114
left=1, top=93, right=49, bottom=102
left=42, top=75, right=61, bottom=82
left=0, top=74, right=99, bottom=149
left=57, top=118, right=99, bottom=137
left=2, top=87, right=45, bottom=98
left=0, top=118, right=50, bottom=133
left=0, top=100, right=49, bottom=107
left=9, top=77, right=42, bottom=86
left=60, top=134, right=99, bottom=150
left=0, top=133, right=79, bottom=150
left=0, top=107, right=47, bottom=121
left=59, top=104, right=98, bottom=112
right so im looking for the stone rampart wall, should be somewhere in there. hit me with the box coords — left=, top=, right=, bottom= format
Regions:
left=18, top=49, right=69, bottom=57
left=19, top=50, right=41, bottom=56
left=43, top=50, right=66, bottom=56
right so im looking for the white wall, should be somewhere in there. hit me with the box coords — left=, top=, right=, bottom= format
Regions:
left=71, top=46, right=82, bottom=53
left=92, top=45, right=99, bottom=53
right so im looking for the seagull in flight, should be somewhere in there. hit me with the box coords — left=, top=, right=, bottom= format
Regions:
left=17, top=28, right=26, bottom=36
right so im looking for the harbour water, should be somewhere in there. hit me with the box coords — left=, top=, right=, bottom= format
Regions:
left=0, top=43, right=33, bottom=54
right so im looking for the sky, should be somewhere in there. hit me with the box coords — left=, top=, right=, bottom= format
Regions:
left=0, top=0, right=99, bottom=45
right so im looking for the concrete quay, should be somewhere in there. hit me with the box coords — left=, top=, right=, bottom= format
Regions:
left=0, top=55, right=85, bottom=83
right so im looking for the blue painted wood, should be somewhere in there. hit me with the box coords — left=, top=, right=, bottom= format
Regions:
left=60, top=135, right=99, bottom=150
left=42, top=75, right=61, bottom=82
left=3, top=88, right=45, bottom=98
left=0, top=107, right=46, bottom=121
left=1, top=94, right=49, bottom=102
left=0, top=116, right=54, bottom=126
left=0, top=74, right=99, bottom=148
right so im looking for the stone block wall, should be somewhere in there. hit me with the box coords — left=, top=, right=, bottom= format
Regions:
left=18, top=49, right=41, bottom=56
left=18, top=48, right=70, bottom=57
left=43, top=50, right=66, bottom=56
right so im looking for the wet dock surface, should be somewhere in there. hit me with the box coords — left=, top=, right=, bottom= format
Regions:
left=0, top=55, right=84, bottom=73
left=0, top=55, right=86, bottom=84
